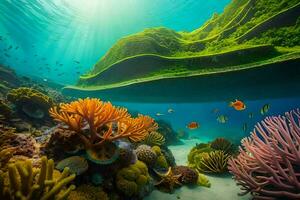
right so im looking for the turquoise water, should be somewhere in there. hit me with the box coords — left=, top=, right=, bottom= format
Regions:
left=0, top=0, right=230, bottom=84
left=117, top=97, right=300, bottom=143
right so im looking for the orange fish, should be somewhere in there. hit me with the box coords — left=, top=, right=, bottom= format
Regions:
left=187, top=122, right=199, bottom=130
left=229, top=99, right=246, bottom=111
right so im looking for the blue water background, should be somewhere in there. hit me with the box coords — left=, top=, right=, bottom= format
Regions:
left=116, top=97, right=300, bottom=143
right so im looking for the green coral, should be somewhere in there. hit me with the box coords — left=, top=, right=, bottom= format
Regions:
left=151, top=146, right=168, bottom=169
left=0, top=156, right=76, bottom=200
left=7, top=87, right=54, bottom=119
left=197, top=173, right=211, bottom=188
left=116, top=160, right=151, bottom=197
left=192, top=151, right=231, bottom=173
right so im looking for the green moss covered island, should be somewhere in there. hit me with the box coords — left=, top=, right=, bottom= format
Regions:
left=64, top=0, right=300, bottom=101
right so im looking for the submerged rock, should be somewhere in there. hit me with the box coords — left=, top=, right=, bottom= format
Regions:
left=56, top=156, right=88, bottom=176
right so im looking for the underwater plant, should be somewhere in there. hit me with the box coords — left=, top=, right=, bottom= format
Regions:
left=143, top=131, right=165, bottom=146
left=228, top=109, right=300, bottom=200
left=49, top=98, right=158, bottom=164
left=0, top=156, right=76, bottom=200
left=7, top=87, right=54, bottom=119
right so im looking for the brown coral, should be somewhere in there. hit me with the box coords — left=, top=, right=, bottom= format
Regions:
left=172, top=166, right=198, bottom=185
left=210, top=137, right=233, bottom=154
left=135, top=145, right=157, bottom=166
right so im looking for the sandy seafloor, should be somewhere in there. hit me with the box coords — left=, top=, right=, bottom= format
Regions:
left=145, top=139, right=251, bottom=200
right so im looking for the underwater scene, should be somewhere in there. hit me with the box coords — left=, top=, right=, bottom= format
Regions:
left=0, top=0, right=300, bottom=199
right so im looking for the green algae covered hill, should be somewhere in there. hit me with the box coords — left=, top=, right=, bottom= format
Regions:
left=65, top=0, right=300, bottom=102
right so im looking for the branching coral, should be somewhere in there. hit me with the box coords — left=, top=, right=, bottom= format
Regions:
left=7, top=87, right=54, bottom=119
left=49, top=98, right=157, bottom=149
left=143, top=131, right=165, bottom=146
left=228, top=109, right=300, bottom=200
left=0, top=156, right=76, bottom=200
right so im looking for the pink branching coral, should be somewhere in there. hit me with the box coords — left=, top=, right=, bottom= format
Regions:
left=228, top=109, right=300, bottom=200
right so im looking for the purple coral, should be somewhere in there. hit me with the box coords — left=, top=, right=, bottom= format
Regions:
left=228, top=109, right=300, bottom=200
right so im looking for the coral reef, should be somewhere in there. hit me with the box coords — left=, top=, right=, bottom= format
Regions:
left=197, top=173, right=211, bottom=188
left=154, top=167, right=182, bottom=193
left=56, top=156, right=88, bottom=176
left=67, top=184, right=108, bottom=200
left=228, top=109, right=300, bottom=200
left=151, top=146, right=168, bottom=170
left=161, top=146, right=176, bottom=167
left=210, top=137, right=234, bottom=154
left=193, top=151, right=230, bottom=173
left=156, top=120, right=182, bottom=145
left=135, top=145, right=157, bottom=166
left=0, top=98, right=12, bottom=118
left=7, top=87, right=54, bottom=119
left=172, top=166, right=198, bottom=185
left=42, top=127, right=83, bottom=159
left=0, top=125, right=38, bottom=162
left=116, top=160, right=151, bottom=197
left=49, top=98, right=157, bottom=164
left=0, top=156, right=75, bottom=200
left=143, top=131, right=165, bottom=146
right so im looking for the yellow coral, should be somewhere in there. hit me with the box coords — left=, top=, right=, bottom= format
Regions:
left=116, top=160, right=150, bottom=197
left=67, top=184, right=108, bottom=200
left=197, top=173, right=211, bottom=188
left=195, top=151, right=230, bottom=173
left=0, top=156, right=76, bottom=200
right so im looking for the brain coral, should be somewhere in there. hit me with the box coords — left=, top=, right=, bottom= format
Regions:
left=116, top=160, right=151, bottom=197
left=7, top=87, right=54, bottom=119
left=135, top=145, right=157, bottom=166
